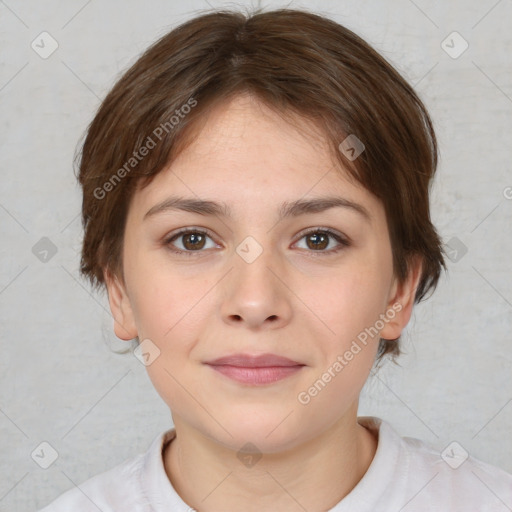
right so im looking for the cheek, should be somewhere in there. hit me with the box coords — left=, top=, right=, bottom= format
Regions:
left=128, top=276, right=173, bottom=339
left=124, top=244, right=203, bottom=337
left=297, top=271, right=387, bottom=413
left=314, top=263, right=390, bottom=340
left=128, top=266, right=208, bottom=409
left=131, top=276, right=202, bottom=342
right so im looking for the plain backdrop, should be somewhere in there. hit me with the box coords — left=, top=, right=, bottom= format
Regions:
left=0, top=0, right=511, bottom=510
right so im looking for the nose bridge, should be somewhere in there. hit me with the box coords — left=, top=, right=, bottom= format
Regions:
left=219, top=232, right=292, bottom=328
left=232, top=232, right=280, bottom=296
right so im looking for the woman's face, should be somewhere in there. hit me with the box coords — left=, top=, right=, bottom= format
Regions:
left=105, top=92, right=416, bottom=452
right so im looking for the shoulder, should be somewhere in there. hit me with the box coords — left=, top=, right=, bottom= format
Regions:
left=37, top=452, right=145, bottom=512
left=402, top=433, right=512, bottom=509
left=356, top=417, right=512, bottom=511
left=37, top=429, right=174, bottom=512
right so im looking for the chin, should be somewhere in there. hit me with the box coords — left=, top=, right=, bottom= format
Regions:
left=203, top=410, right=309, bottom=454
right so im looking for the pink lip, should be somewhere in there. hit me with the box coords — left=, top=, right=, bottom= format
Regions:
left=204, top=353, right=305, bottom=385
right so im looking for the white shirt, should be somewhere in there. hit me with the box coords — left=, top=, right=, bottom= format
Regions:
left=39, top=416, right=512, bottom=511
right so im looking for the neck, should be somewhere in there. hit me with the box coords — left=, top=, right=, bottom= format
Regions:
left=163, top=406, right=378, bottom=512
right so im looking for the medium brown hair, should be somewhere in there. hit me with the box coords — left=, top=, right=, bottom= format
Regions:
left=76, top=7, right=446, bottom=361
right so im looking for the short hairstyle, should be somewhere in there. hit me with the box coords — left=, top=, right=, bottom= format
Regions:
left=76, top=7, right=446, bottom=362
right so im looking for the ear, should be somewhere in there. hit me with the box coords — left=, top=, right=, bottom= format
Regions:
left=379, top=255, right=423, bottom=341
left=103, top=268, right=138, bottom=341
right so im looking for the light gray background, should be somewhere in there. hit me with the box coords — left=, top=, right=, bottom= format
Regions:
left=1, top=0, right=511, bottom=510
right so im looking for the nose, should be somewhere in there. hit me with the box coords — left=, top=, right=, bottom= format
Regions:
left=220, top=240, right=293, bottom=331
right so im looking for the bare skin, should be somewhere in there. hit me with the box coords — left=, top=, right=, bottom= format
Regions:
left=105, top=92, right=422, bottom=511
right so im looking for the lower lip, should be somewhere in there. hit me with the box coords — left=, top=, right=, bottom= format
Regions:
left=207, top=365, right=303, bottom=385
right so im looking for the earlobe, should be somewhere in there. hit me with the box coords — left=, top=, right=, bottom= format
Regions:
left=103, top=269, right=138, bottom=341
left=379, top=255, right=423, bottom=341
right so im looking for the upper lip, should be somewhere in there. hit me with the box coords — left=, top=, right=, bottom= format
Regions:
left=205, top=353, right=304, bottom=367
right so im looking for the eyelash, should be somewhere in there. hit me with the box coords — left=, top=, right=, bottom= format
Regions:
left=163, top=227, right=350, bottom=257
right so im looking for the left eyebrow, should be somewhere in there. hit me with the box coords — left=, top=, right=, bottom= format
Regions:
left=143, top=195, right=372, bottom=223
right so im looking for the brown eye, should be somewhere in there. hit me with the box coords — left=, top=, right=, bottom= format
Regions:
left=305, top=232, right=329, bottom=250
left=181, top=232, right=206, bottom=250
left=295, top=228, right=350, bottom=255
left=165, top=229, right=216, bottom=255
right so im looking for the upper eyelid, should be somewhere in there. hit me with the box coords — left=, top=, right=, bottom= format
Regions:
left=166, top=227, right=218, bottom=243
left=294, top=226, right=347, bottom=240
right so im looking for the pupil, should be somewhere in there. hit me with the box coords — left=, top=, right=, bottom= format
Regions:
left=309, top=232, right=328, bottom=250
left=185, top=233, right=204, bottom=249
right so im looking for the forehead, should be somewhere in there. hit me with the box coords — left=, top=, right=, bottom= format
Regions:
left=129, top=93, right=383, bottom=222
left=171, top=93, right=333, bottom=175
